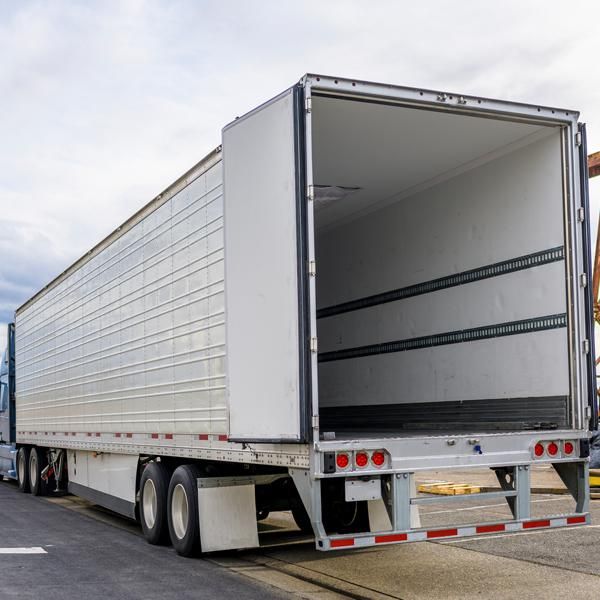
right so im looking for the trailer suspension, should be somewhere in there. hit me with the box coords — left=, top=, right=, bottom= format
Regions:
left=42, top=449, right=66, bottom=493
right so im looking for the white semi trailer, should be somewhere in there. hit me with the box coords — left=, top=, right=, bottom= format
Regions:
left=9, top=74, right=595, bottom=555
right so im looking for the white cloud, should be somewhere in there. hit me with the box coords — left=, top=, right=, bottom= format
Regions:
left=1, top=0, right=600, bottom=354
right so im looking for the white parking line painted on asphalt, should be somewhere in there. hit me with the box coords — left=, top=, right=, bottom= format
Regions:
left=421, top=496, right=571, bottom=516
left=440, top=525, right=600, bottom=543
left=0, top=547, right=47, bottom=554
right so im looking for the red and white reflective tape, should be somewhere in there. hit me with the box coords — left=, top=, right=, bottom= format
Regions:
left=105, top=432, right=229, bottom=442
left=149, top=433, right=174, bottom=440
left=19, top=430, right=232, bottom=443
left=198, top=434, right=229, bottom=442
left=326, top=514, right=589, bottom=550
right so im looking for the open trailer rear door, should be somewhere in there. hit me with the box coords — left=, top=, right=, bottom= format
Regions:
left=223, top=86, right=310, bottom=442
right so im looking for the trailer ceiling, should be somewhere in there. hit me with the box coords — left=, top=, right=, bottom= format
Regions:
left=311, top=96, right=558, bottom=229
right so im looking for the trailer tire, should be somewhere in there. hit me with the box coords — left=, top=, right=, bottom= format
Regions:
left=17, top=447, right=30, bottom=493
left=140, top=461, right=170, bottom=545
left=325, top=500, right=369, bottom=534
left=167, top=465, right=202, bottom=557
left=291, top=501, right=313, bottom=535
left=29, top=447, right=48, bottom=496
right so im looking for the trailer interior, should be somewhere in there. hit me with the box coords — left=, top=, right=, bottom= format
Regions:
left=312, top=94, right=571, bottom=438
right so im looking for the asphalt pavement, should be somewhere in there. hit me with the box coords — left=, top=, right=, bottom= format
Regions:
left=3, top=468, right=600, bottom=600
left=0, top=480, right=295, bottom=600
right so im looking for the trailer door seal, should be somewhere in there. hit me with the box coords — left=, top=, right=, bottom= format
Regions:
left=576, top=123, right=598, bottom=430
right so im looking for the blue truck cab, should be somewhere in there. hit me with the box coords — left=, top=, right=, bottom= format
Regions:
left=0, top=323, right=16, bottom=479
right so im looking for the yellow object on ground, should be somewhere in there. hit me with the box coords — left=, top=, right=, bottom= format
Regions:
left=418, top=481, right=482, bottom=495
left=589, top=469, right=600, bottom=488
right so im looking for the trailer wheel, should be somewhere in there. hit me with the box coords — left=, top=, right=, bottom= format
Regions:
left=16, top=447, right=30, bottom=493
left=167, top=465, right=201, bottom=557
left=29, top=447, right=48, bottom=496
left=140, top=461, right=170, bottom=545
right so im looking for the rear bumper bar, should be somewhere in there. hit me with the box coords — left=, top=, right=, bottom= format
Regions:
left=290, top=458, right=590, bottom=552
left=322, top=513, right=589, bottom=550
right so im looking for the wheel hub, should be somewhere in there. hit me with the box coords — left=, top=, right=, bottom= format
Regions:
left=171, top=483, right=189, bottom=540
left=29, top=453, right=37, bottom=489
left=142, top=479, right=158, bottom=529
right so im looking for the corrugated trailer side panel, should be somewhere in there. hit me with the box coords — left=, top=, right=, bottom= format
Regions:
left=16, top=158, right=227, bottom=441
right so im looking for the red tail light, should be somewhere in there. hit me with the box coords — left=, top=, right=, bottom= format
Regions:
left=371, top=451, right=386, bottom=467
left=534, top=443, right=544, bottom=457
left=336, top=453, right=349, bottom=469
left=533, top=439, right=578, bottom=460
left=355, top=452, right=368, bottom=468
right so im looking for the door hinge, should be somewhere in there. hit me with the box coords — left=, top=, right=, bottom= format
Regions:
left=575, top=131, right=582, bottom=146
left=312, top=415, right=319, bottom=429
left=577, top=207, right=585, bottom=222
left=580, top=273, right=588, bottom=287
left=583, top=339, right=590, bottom=354
left=305, top=97, right=312, bottom=113
left=308, top=260, right=316, bottom=277
left=310, top=337, right=318, bottom=353
left=586, top=405, right=592, bottom=420
left=307, top=185, right=314, bottom=201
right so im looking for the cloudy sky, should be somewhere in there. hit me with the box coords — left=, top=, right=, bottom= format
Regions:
left=1, top=0, right=600, bottom=352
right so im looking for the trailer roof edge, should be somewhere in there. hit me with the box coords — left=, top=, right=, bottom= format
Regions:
left=303, top=73, right=580, bottom=125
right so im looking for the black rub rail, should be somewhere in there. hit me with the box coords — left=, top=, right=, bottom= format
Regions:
left=318, top=313, right=567, bottom=363
left=317, top=246, right=565, bottom=320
